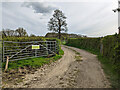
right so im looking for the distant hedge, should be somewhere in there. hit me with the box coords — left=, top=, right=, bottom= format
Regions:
left=66, top=34, right=120, bottom=73
left=3, top=36, right=45, bottom=41
left=66, top=37, right=101, bottom=54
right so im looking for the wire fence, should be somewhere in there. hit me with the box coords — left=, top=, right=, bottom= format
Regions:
left=2, top=41, right=59, bottom=62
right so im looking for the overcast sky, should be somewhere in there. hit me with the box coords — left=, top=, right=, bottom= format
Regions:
left=2, top=1, right=118, bottom=37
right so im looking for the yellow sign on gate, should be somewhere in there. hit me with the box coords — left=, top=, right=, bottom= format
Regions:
left=32, top=45, right=40, bottom=49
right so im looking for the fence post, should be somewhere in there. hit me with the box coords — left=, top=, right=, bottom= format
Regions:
left=46, top=42, right=48, bottom=55
left=55, top=41, right=56, bottom=53
left=35, top=49, right=37, bottom=57
left=5, top=56, right=9, bottom=71
left=56, top=41, right=59, bottom=54
left=100, top=40, right=103, bottom=55
left=34, top=41, right=37, bottom=57
left=3, top=41, right=4, bottom=62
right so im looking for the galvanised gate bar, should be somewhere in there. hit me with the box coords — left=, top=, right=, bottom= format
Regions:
left=2, top=41, right=59, bottom=62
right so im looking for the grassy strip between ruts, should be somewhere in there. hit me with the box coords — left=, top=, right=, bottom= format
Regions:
left=2, top=48, right=64, bottom=71
left=65, top=44, right=119, bottom=88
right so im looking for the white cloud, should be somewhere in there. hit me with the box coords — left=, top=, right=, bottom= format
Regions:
left=0, top=2, right=2, bottom=34
left=1, top=0, right=116, bottom=2
left=22, top=2, right=57, bottom=14
left=2, top=1, right=118, bottom=37
left=53, top=2, right=118, bottom=36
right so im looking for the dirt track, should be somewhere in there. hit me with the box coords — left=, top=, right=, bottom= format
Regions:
left=8, top=45, right=111, bottom=88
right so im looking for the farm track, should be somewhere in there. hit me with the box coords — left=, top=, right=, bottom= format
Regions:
left=5, top=45, right=111, bottom=88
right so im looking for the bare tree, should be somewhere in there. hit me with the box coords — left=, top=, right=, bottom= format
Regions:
left=2, top=29, right=15, bottom=37
left=15, top=27, right=28, bottom=37
left=48, top=9, right=68, bottom=39
left=2, top=28, right=28, bottom=37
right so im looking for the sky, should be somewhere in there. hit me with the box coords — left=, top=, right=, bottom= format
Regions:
left=1, top=0, right=119, bottom=37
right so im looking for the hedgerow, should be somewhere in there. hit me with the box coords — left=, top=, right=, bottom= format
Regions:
left=66, top=37, right=101, bottom=54
left=3, top=36, right=45, bottom=41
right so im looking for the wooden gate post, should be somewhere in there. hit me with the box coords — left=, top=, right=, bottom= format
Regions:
left=35, top=49, right=37, bottom=57
left=3, top=40, right=4, bottom=62
left=100, top=39, right=103, bottom=55
left=5, top=56, right=9, bottom=72
left=55, top=41, right=56, bottom=53
left=46, top=42, right=48, bottom=55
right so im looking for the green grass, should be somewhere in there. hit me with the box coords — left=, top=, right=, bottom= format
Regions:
left=61, top=40, right=66, bottom=45
left=80, top=47, right=119, bottom=88
left=75, top=55, right=82, bottom=62
left=59, top=48, right=64, bottom=55
left=97, top=55, right=119, bottom=88
left=2, top=48, right=64, bottom=71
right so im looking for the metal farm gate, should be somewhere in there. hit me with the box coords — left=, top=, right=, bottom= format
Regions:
left=2, top=41, right=59, bottom=62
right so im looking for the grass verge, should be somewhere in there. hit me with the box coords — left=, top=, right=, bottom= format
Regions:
left=2, top=48, right=64, bottom=71
left=97, top=55, right=119, bottom=88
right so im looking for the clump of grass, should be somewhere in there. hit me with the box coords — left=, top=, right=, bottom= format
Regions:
left=59, top=48, right=64, bottom=55
left=62, top=41, right=66, bottom=45
left=75, top=52, right=80, bottom=55
left=75, top=55, right=82, bottom=62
